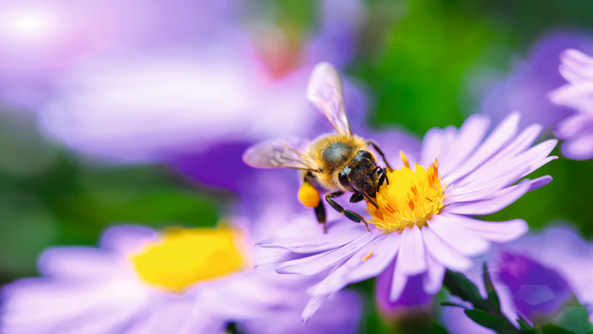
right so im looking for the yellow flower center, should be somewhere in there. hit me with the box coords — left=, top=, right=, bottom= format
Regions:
left=367, top=152, right=447, bottom=233
left=130, top=226, right=246, bottom=293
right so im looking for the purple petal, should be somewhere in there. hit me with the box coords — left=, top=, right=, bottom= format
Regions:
left=308, top=234, right=400, bottom=296
left=420, top=127, right=449, bottom=166
left=495, top=252, right=573, bottom=320
left=421, top=227, right=472, bottom=271
left=38, top=247, right=119, bottom=279
left=448, top=163, right=531, bottom=204
left=525, top=175, right=553, bottom=191
left=559, top=49, right=593, bottom=83
left=199, top=270, right=295, bottom=320
left=561, top=133, right=593, bottom=160
left=275, top=231, right=377, bottom=275
left=398, top=228, right=427, bottom=275
left=494, top=124, right=543, bottom=160
left=512, top=139, right=557, bottom=177
left=452, top=215, right=528, bottom=243
left=100, top=225, right=157, bottom=254
left=450, top=137, right=555, bottom=197
left=2, top=278, right=148, bottom=334
left=377, top=264, right=434, bottom=316
left=424, top=253, right=445, bottom=294
left=549, top=82, right=593, bottom=110
left=444, top=113, right=520, bottom=185
left=439, top=114, right=490, bottom=176
left=302, top=294, right=330, bottom=323
left=256, top=226, right=364, bottom=253
left=127, top=299, right=202, bottom=334
left=555, top=113, right=593, bottom=139
left=447, top=179, right=532, bottom=216
left=346, top=233, right=402, bottom=282
left=389, top=256, right=410, bottom=301
left=427, top=215, right=490, bottom=256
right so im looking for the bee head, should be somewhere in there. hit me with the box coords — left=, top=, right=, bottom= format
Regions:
left=339, top=150, right=380, bottom=197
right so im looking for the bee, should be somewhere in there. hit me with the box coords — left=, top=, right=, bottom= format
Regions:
left=243, top=63, right=391, bottom=233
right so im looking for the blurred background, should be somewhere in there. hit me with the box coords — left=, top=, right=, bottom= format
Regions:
left=1, top=0, right=593, bottom=332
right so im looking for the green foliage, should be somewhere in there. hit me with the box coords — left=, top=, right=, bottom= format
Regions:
left=443, top=265, right=593, bottom=334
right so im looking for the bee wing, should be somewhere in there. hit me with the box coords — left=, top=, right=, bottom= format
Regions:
left=243, top=137, right=320, bottom=171
left=307, top=62, right=352, bottom=136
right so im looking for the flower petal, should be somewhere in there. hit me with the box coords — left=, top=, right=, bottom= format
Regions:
left=302, top=294, right=330, bottom=323
left=444, top=112, right=520, bottom=184
left=549, top=81, right=593, bottom=110
left=447, top=179, right=532, bottom=216
left=347, top=233, right=402, bottom=282
left=555, top=114, right=593, bottom=139
left=398, top=227, right=427, bottom=275
left=559, top=49, right=593, bottom=83
left=100, top=225, right=157, bottom=254
left=561, top=133, right=593, bottom=160
left=419, top=128, right=445, bottom=167
left=308, top=233, right=401, bottom=296
left=452, top=215, right=528, bottom=243
left=38, top=247, right=118, bottom=279
left=427, top=215, right=490, bottom=256
left=494, top=123, right=543, bottom=160
left=389, top=257, right=410, bottom=301
left=440, top=114, right=490, bottom=176
left=256, top=226, right=364, bottom=253
left=424, top=253, right=445, bottom=294
left=421, top=227, right=472, bottom=271
left=275, top=231, right=377, bottom=275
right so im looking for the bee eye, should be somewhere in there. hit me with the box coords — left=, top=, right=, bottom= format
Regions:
left=338, top=167, right=351, bottom=188
left=360, top=151, right=373, bottom=161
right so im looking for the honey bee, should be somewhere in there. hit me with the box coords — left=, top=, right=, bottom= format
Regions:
left=243, top=63, right=391, bottom=233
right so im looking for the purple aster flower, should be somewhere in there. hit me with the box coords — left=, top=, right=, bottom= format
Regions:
left=0, top=0, right=240, bottom=110
left=258, top=112, right=557, bottom=322
left=35, top=0, right=370, bottom=192
left=549, top=49, right=593, bottom=160
left=477, top=32, right=593, bottom=132
left=443, top=224, right=593, bottom=333
left=1, top=223, right=363, bottom=334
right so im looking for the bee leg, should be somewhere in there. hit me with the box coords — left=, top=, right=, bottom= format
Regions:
left=378, top=168, right=389, bottom=186
left=325, top=192, right=371, bottom=232
left=314, top=202, right=327, bottom=233
left=367, top=140, right=392, bottom=170
left=349, top=192, right=364, bottom=203
left=302, top=173, right=327, bottom=233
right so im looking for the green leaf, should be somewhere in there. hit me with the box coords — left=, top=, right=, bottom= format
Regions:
left=441, top=301, right=469, bottom=309
left=463, top=309, right=523, bottom=334
left=483, top=262, right=502, bottom=313
left=443, top=270, right=488, bottom=310
left=540, top=324, right=577, bottom=334
left=516, top=317, right=533, bottom=331
left=552, top=304, right=593, bottom=334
